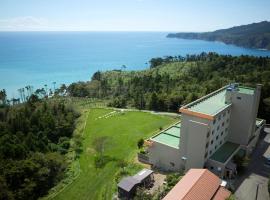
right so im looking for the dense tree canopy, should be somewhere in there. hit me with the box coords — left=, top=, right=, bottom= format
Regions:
left=0, top=95, right=79, bottom=200
left=67, top=53, right=270, bottom=122
left=167, top=21, right=270, bottom=50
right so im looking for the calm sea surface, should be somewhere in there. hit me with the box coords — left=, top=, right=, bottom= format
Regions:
left=1, top=31, right=270, bottom=97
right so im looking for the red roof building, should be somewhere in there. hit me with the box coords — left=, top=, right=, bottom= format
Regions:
left=163, top=169, right=231, bottom=200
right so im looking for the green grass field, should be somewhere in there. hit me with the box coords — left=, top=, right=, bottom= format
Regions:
left=53, top=108, right=177, bottom=200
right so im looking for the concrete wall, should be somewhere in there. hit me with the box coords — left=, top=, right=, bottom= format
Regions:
left=250, top=85, right=262, bottom=137
left=148, top=142, right=181, bottom=171
left=227, top=87, right=260, bottom=145
left=207, top=107, right=231, bottom=159
left=205, top=145, right=240, bottom=178
left=205, top=159, right=226, bottom=177
left=179, top=113, right=210, bottom=171
left=245, top=120, right=265, bottom=155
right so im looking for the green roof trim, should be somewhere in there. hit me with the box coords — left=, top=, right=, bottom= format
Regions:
left=210, top=142, right=239, bottom=163
left=174, top=122, right=181, bottom=128
left=238, top=86, right=255, bottom=95
left=151, top=123, right=181, bottom=149
left=188, top=89, right=229, bottom=115
left=164, top=126, right=180, bottom=137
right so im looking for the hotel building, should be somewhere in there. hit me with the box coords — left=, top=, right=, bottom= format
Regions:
left=144, top=83, right=265, bottom=177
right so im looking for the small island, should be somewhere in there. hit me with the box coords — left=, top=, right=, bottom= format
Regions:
left=167, top=21, right=270, bottom=50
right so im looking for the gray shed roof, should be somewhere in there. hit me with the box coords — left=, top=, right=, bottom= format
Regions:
left=117, top=176, right=140, bottom=192
left=133, top=169, right=153, bottom=182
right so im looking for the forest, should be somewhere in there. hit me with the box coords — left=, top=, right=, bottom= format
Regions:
left=167, top=21, right=270, bottom=50
left=67, top=52, right=270, bottom=122
left=0, top=95, right=79, bottom=200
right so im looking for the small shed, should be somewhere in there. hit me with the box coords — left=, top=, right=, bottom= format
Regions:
left=117, top=169, right=154, bottom=199
left=133, top=169, right=154, bottom=188
left=118, top=176, right=140, bottom=199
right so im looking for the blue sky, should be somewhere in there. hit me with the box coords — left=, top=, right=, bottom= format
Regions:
left=0, top=0, right=270, bottom=31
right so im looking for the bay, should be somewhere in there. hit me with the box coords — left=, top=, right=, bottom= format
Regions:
left=1, top=31, right=270, bottom=98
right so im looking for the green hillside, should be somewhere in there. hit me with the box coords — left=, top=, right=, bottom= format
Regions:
left=167, top=21, right=270, bottom=50
left=67, top=53, right=270, bottom=122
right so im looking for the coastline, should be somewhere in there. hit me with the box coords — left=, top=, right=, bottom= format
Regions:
left=1, top=32, right=270, bottom=98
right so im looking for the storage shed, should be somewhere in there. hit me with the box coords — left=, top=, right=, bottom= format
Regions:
left=117, top=169, right=154, bottom=199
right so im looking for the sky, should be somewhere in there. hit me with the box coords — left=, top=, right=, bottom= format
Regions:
left=0, top=0, right=270, bottom=32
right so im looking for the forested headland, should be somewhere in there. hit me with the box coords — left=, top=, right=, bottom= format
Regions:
left=0, top=96, right=79, bottom=200
left=67, top=53, right=270, bottom=122
left=167, top=21, right=270, bottom=50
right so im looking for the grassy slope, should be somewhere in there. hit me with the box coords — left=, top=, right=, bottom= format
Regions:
left=53, top=108, right=177, bottom=200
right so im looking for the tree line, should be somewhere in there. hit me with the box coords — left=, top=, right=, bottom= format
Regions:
left=66, top=52, right=270, bottom=122
left=0, top=95, right=79, bottom=200
left=167, top=21, right=270, bottom=50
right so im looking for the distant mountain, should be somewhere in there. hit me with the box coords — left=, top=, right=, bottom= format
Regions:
left=167, top=21, right=270, bottom=50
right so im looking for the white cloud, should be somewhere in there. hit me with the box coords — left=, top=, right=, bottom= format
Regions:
left=0, top=16, right=49, bottom=31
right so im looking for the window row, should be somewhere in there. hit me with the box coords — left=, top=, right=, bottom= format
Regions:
left=211, top=125, right=229, bottom=136
left=213, top=109, right=230, bottom=125
left=205, top=139, right=224, bottom=158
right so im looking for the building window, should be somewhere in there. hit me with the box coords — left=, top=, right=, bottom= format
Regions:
left=211, top=140, right=213, bottom=144
left=215, top=145, right=217, bottom=149
left=205, top=152, right=208, bottom=158
left=217, top=126, right=220, bottom=131
left=213, top=119, right=216, bottom=124
left=210, top=150, right=212, bottom=155
left=222, top=122, right=224, bottom=127
left=216, top=135, right=219, bottom=140
left=170, top=162, right=175, bottom=167
left=226, top=118, right=229, bottom=123
left=221, top=131, right=224, bottom=136
left=227, top=110, right=230, bottom=114
left=210, top=166, right=214, bottom=170
left=207, top=131, right=210, bottom=138
left=212, top=130, right=215, bottom=135
left=223, top=112, right=226, bottom=117
left=218, top=115, right=221, bottom=121
left=237, top=96, right=242, bottom=100
left=206, top=142, right=209, bottom=148
left=220, top=141, right=222, bottom=145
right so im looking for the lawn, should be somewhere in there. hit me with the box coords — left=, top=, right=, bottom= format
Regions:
left=53, top=108, right=177, bottom=200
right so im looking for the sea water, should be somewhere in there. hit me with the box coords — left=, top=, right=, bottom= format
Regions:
left=1, top=31, right=270, bottom=98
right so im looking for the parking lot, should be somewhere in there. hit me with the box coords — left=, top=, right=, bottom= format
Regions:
left=234, top=130, right=270, bottom=200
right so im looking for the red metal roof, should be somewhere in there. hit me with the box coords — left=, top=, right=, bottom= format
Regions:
left=163, top=169, right=231, bottom=200
left=212, top=187, right=231, bottom=200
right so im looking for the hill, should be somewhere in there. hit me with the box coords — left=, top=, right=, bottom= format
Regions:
left=167, top=21, right=270, bottom=50
left=66, top=53, right=270, bottom=123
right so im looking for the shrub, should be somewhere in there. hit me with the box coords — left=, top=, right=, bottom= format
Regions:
left=137, top=138, right=144, bottom=149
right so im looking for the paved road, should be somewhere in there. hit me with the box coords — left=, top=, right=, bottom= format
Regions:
left=234, top=131, right=270, bottom=200
left=113, top=107, right=181, bottom=117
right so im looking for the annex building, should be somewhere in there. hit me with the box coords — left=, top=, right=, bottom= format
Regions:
left=144, top=83, right=265, bottom=177
left=163, top=169, right=231, bottom=200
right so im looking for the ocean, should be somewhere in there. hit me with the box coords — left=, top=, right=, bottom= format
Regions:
left=1, top=31, right=270, bottom=98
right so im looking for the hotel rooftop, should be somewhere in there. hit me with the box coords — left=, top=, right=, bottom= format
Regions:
left=209, top=142, right=240, bottom=163
left=150, top=122, right=181, bottom=149
left=180, top=85, right=255, bottom=119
